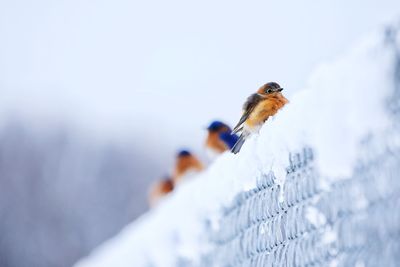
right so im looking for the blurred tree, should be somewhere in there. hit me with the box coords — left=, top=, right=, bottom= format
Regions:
left=0, top=120, right=159, bottom=267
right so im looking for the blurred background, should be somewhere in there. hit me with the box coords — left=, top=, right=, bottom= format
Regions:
left=0, top=0, right=398, bottom=266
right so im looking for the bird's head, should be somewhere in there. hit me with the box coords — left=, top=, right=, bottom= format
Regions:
left=257, top=82, right=283, bottom=96
left=177, top=150, right=191, bottom=158
left=206, top=120, right=231, bottom=133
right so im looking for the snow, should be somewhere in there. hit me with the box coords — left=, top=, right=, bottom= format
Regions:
left=74, top=26, right=398, bottom=267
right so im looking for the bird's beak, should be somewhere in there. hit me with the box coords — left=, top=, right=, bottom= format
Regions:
left=276, top=88, right=283, bottom=92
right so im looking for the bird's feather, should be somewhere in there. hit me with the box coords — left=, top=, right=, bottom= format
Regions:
left=231, top=133, right=246, bottom=154
left=219, top=132, right=239, bottom=149
left=232, top=93, right=263, bottom=133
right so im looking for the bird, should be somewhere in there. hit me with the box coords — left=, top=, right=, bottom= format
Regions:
left=172, top=150, right=204, bottom=184
left=148, top=177, right=174, bottom=207
left=231, top=82, right=288, bottom=154
left=205, top=121, right=239, bottom=155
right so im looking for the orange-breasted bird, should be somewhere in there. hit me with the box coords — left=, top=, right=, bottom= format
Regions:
left=148, top=177, right=174, bottom=207
left=231, top=82, right=288, bottom=154
left=205, top=121, right=239, bottom=156
left=172, top=150, right=204, bottom=184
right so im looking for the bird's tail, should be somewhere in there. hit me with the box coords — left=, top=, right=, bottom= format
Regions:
left=231, top=133, right=246, bottom=154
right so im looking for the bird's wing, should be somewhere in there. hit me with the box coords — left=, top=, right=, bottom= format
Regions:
left=232, top=93, right=263, bottom=133
left=219, top=131, right=239, bottom=149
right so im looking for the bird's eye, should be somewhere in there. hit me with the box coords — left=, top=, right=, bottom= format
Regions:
left=266, top=89, right=272, bottom=93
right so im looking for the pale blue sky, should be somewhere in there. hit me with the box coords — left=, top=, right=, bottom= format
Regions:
left=0, top=0, right=398, bottom=162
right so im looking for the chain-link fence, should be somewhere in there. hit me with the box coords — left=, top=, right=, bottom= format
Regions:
left=200, top=132, right=400, bottom=266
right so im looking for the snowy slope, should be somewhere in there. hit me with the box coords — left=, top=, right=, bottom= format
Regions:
left=74, top=24, right=400, bottom=267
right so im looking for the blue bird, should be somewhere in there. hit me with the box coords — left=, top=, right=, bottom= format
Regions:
left=172, top=149, right=204, bottom=184
left=232, top=82, right=288, bottom=154
left=205, top=121, right=239, bottom=154
left=148, top=176, right=174, bottom=207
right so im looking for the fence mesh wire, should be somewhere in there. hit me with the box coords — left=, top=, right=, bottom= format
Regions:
left=199, top=128, right=400, bottom=267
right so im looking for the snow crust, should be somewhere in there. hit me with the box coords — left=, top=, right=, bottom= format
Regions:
left=74, top=29, right=396, bottom=267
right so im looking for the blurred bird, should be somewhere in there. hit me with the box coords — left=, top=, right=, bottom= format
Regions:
left=172, top=150, right=204, bottom=184
left=232, top=82, right=288, bottom=154
left=148, top=177, right=174, bottom=207
left=205, top=121, right=239, bottom=155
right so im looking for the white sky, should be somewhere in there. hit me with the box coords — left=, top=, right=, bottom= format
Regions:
left=0, top=0, right=399, bottom=164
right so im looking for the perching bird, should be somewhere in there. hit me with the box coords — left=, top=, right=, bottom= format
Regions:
left=172, top=150, right=204, bottom=184
left=205, top=121, right=239, bottom=155
left=148, top=177, right=174, bottom=207
left=231, top=82, right=288, bottom=154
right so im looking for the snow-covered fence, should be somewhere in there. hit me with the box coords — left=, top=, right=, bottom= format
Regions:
left=204, top=142, right=400, bottom=267
left=199, top=25, right=400, bottom=266
left=75, top=23, right=400, bottom=267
